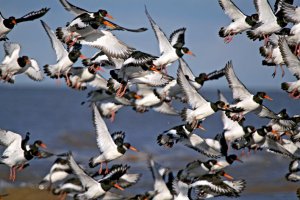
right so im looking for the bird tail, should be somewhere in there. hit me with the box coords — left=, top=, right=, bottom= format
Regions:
left=246, top=30, right=260, bottom=41
left=43, top=64, right=60, bottom=79
left=55, top=27, right=69, bottom=43
left=180, top=108, right=193, bottom=123
left=218, top=27, right=226, bottom=38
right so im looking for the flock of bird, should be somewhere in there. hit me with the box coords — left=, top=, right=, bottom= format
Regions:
left=1, top=0, right=300, bottom=199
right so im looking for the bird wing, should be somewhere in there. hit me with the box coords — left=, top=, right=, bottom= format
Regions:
left=177, top=59, right=208, bottom=109
left=280, top=1, right=300, bottom=23
left=179, top=58, right=196, bottom=82
left=254, top=0, right=276, bottom=23
left=279, top=37, right=300, bottom=80
left=145, top=6, right=174, bottom=55
left=25, top=59, right=44, bottom=81
left=79, top=30, right=135, bottom=59
left=224, top=61, right=252, bottom=102
left=3, top=42, right=21, bottom=62
left=58, top=0, right=88, bottom=16
left=92, top=104, right=117, bottom=153
left=218, top=90, right=238, bottom=130
left=88, top=74, right=108, bottom=90
left=191, top=180, right=235, bottom=194
left=152, top=102, right=179, bottom=115
left=0, top=129, right=22, bottom=147
left=262, top=136, right=295, bottom=158
left=40, top=20, right=68, bottom=62
left=218, top=0, right=246, bottom=21
left=15, top=8, right=50, bottom=23
left=169, top=28, right=186, bottom=48
left=68, top=154, right=98, bottom=189
left=255, top=105, right=279, bottom=119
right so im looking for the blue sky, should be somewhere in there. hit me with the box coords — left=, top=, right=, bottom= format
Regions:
left=0, top=0, right=299, bottom=89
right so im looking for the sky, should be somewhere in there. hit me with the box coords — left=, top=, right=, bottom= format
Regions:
left=0, top=0, right=300, bottom=89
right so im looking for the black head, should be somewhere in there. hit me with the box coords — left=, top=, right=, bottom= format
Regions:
left=33, top=140, right=47, bottom=148
left=97, top=9, right=113, bottom=19
left=195, top=73, right=208, bottom=85
left=281, top=82, right=289, bottom=91
left=226, top=154, right=243, bottom=164
left=68, top=49, right=82, bottom=63
left=17, top=56, right=30, bottom=68
left=214, top=100, right=229, bottom=110
left=251, top=14, right=259, bottom=22
left=122, top=142, right=138, bottom=152
left=87, top=65, right=98, bottom=74
left=256, top=92, right=272, bottom=100
left=180, top=47, right=194, bottom=57
left=4, top=16, right=17, bottom=29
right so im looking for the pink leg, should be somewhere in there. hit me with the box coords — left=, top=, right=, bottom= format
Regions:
left=105, top=162, right=109, bottom=174
left=98, top=162, right=103, bottom=174
left=280, top=65, right=285, bottom=77
left=110, top=111, right=116, bottom=122
left=263, top=35, right=269, bottom=46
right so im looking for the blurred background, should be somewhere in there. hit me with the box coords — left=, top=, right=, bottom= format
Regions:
left=0, top=0, right=300, bottom=199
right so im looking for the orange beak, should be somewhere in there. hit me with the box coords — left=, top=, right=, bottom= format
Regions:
left=106, top=13, right=114, bottom=20
left=129, top=146, right=138, bottom=152
left=185, top=50, right=196, bottom=57
left=79, top=55, right=87, bottom=59
left=223, top=173, right=234, bottom=180
left=263, top=95, right=272, bottom=101
left=197, top=124, right=206, bottom=131
left=12, top=19, right=17, bottom=25
left=134, top=94, right=142, bottom=99
left=40, top=143, right=47, bottom=149
left=284, top=131, right=292, bottom=136
left=235, top=158, right=243, bottom=163
left=26, top=59, right=31, bottom=65
left=113, top=183, right=124, bottom=191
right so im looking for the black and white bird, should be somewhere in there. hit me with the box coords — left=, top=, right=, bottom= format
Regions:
left=145, top=7, right=194, bottom=71
left=178, top=62, right=230, bottom=128
left=0, top=130, right=46, bottom=181
left=247, top=0, right=287, bottom=44
left=279, top=37, right=300, bottom=99
left=0, top=8, right=49, bottom=41
left=286, top=160, right=300, bottom=182
left=224, top=61, right=273, bottom=121
left=39, top=157, right=73, bottom=190
left=0, top=42, right=44, bottom=83
left=189, top=171, right=246, bottom=199
left=67, top=153, right=127, bottom=199
left=218, top=0, right=258, bottom=43
left=88, top=104, right=138, bottom=174
left=41, top=20, right=85, bottom=84
left=65, top=66, right=108, bottom=90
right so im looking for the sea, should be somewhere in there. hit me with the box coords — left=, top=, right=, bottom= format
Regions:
left=0, top=87, right=299, bottom=200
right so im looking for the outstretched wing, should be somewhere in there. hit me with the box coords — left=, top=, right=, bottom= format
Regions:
left=0, top=129, right=22, bottom=147
left=169, top=28, right=186, bottom=48
left=92, top=104, right=117, bottom=153
left=40, top=20, right=68, bottom=61
left=59, top=0, right=88, bottom=16
left=68, top=154, right=98, bottom=189
left=219, top=0, right=246, bottom=21
left=224, top=61, right=252, bottom=102
left=177, top=59, right=208, bottom=109
left=145, top=6, right=174, bottom=55
left=15, top=8, right=50, bottom=23
left=25, top=59, right=44, bottom=81
left=279, top=37, right=300, bottom=80
left=254, top=0, right=277, bottom=23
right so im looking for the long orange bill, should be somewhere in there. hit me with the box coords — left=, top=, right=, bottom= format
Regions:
left=129, top=146, right=138, bottom=152
left=197, top=124, right=206, bottom=131
left=264, top=95, right=272, bottom=101
left=106, top=14, right=114, bottom=20
left=223, top=173, right=234, bottom=180
left=79, top=55, right=87, bottom=59
left=134, top=94, right=143, bottom=99
left=114, top=183, right=124, bottom=191
left=235, top=158, right=243, bottom=163
left=12, top=19, right=17, bottom=25
left=40, top=143, right=47, bottom=149
left=103, top=20, right=116, bottom=29
left=186, top=51, right=196, bottom=57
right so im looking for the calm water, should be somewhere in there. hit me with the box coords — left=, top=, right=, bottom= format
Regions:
left=0, top=87, right=299, bottom=199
